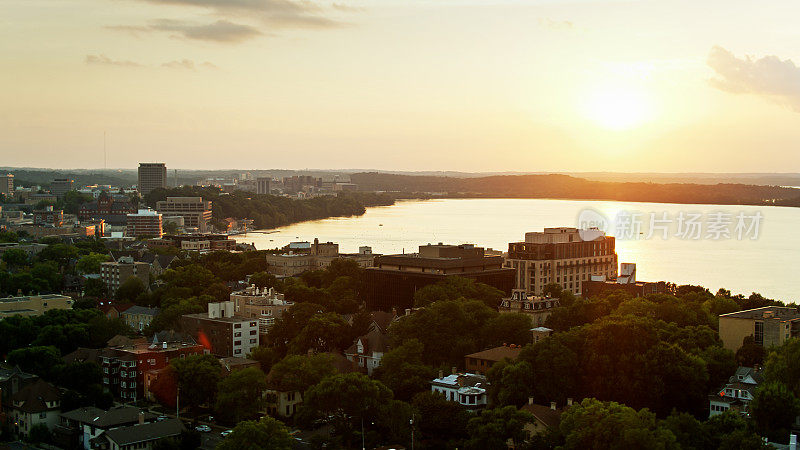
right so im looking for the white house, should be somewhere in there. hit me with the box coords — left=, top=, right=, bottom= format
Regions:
left=430, top=372, right=488, bottom=409
left=8, top=379, right=61, bottom=437
left=709, top=366, right=763, bottom=417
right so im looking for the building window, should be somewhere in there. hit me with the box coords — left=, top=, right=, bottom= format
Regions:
left=754, top=322, right=764, bottom=346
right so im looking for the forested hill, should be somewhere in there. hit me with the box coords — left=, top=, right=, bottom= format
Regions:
left=350, top=172, right=800, bottom=207
left=144, top=187, right=395, bottom=229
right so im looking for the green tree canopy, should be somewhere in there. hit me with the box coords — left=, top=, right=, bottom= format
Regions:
left=215, top=367, right=268, bottom=424
left=215, top=416, right=293, bottom=450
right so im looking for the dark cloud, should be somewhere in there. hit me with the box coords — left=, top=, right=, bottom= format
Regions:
left=708, top=45, right=800, bottom=112
left=85, top=54, right=143, bottom=67
left=150, top=19, right=262, bottom=42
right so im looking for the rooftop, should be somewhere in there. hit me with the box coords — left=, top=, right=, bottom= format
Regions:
left=103, top=419, right=184, bottom=446
left=719, top=306, right=800, bottom=321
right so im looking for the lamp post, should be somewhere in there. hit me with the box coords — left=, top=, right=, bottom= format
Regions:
left=361, top=417, right=366, bottom=450
left=410, top=414, right=414, bottom=450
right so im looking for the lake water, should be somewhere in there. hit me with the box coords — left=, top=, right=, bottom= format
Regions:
left=236, top=198, right=800, bottom=303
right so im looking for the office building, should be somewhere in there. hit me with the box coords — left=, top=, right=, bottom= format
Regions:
left=718, top=306, right=800, bottom=351
left=155, top=197, right=212, bottom=232
left=100, top=257, right=150, bottom=295
left=180, top=302, right=259, bottom=357
left=505, top=227, right=617, bottom=297
left=78, top=193, right=137, bottom=226
left=0, top=294, right=73, bottom=319
left=125, top=209, right=163, bottom=238
left=256, top=177, right=275, bottom=195
left=361, top=243, right=516, bottom=311
left=0, top=174, right=13, bottom=197
left=282, top=175, right=322, bottom=194
left=51, top=178, right=74, bottom=198
left=138, top=163, right=167, bottom=195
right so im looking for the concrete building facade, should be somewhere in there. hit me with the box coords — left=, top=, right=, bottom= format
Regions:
left=180, top=302, right=259, bottom=357
left=138, top=163, right=167, bottom=195
left=155, top=197, right=212, bottom=232
left=126, top=209, right=163, bottom=238
left=718, top=306, right=800, bottom=351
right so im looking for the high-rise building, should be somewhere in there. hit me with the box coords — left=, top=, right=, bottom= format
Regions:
left=155, top=197, right=212, bottom=232
left=137, top=163, right=167, bottom=196
left=100, top=257, right=151, bottom=295
left=0, top=174, right=14, bottom=197
left=256, top=177, right=274, bottom=195
left=505, top=227, right=617, bottom=297
left=51, top=178, right=74, bottom=198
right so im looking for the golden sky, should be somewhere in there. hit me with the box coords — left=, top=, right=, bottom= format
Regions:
left=2, top=0, right=800, bottom=172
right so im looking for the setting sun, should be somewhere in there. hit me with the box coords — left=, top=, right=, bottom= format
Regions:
left=582, top=85, right=654, bottom=130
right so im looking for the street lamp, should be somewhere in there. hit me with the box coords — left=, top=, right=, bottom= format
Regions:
left=409, top=414, right=414, bottom=450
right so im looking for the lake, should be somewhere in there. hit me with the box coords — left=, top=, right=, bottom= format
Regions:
left=235, top=198, right=800, bottom=303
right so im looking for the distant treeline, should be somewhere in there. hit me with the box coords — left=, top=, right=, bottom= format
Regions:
left=350, top=172, right=800, bottom=206
left=145, top=187, right=395, bottom=229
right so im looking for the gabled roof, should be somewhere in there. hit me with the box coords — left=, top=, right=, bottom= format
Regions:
left=464, top=346, right=522, bottom=362
left=521, top=403, right=563, bottom=429
left=63, top=347, right=103, bottom=364
left=103, top=418, right=184, bottom=446
left=11, top=379, right=60, bottom=413
left=0, top=364, right=37, bottom=382
left=345, top=326, right=388, bottom=356
left=122, top=305, right=159, bottom=317
left=61, top=406, right=156, bottom=428
left=370, top=311, right=397, bottom=333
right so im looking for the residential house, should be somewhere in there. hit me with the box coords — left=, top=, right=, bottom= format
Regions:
left=58, top=406, right=157, bottom=450
left=97, top=418, right=185, bottom=450
left=709, top=366, right=763, bottom=417
left=499, top=289, right=560, bottom=327
left=7, top=379, right=61, bottom=437
left=121, top=306, right=159, bottom=332
left=344, top=311, right=397, bottom=375
left=464, top=345, right=522, bottom=375
left=521, top=398, right=568, bottom=439
left=430, top=371, right=488, bottom=410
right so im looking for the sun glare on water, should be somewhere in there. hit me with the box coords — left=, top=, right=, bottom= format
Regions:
left=582, top=84, right=654, bottom=131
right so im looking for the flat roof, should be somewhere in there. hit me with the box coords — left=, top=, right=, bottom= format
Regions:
left=719, top=306, right=800, bottom=321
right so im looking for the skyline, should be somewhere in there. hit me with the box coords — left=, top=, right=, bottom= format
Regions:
left=4, top=0, right=800, bottom=172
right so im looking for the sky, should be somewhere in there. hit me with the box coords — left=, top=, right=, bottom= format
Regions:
left=2, top=0, right=800, bottom=172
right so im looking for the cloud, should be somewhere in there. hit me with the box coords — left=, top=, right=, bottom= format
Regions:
left=134, top=0, right=344, bottom=29
left=150, top=19, right=262, bottom=42
left=707, top=45, right=800, bottom=112
left=538, top=18, right=574, bottom=31
left=162, top=59, right=219, bottom=69
left=85, top=54, right=143, bottom=67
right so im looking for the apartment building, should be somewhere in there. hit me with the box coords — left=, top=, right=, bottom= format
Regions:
left=155, top=197, right=212, bottom=232
left=231, top=286, right=294, bottom=336
left=100, top=257, right=151, bottom=295
left=51, top=178, right=74, bottom=198
left=505, top=227, right=617, bottom=297
left=0, top=174, right=13, bottom=197
left=33, top=206, right=64, bottom=227
left=180, top=302, right=259, bottom=357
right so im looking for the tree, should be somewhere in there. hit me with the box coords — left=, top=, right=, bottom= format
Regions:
left=2, top=248, right=28, bottom=268
left=215, top=367, right=268, bottom=424
left=248, top=346, right=279, bottom=373
left=7, top=346, right=62, bottom=378
left=76, top=252, right=110, bottom=274
left=749, top=381, right=800, bottom=444
left=764, top=338, right=800, bottom=397
left=486, top=359, right=534, bottom=407
left=83, top=277, right=107, bottom=297
left=249, top=271, right=277, bottom=290
left=215, top=416, right=293, bottom=450
left=171, top=355, right=222, bottom=408
left=481, top=313, right=532, bottom=347
left=301, top=373, right=392, bottom=439
left=288, top=312, right=351, bottom=354
left=736, top=335, right=766, bottom=367
left=115, top=277, right=146, bottom=302
left=267, top=353, right=336, bottom=393
left=413, top=277, right=504, bottom=309
left=704, top=410, right=768, bottom=450
left=557, top=399, right=678, bottom=450
left=464, top=406, right=533, bottom=450
left=373, top=339, right=437, bottom=401
left=411, top=391, right=470, bottom=448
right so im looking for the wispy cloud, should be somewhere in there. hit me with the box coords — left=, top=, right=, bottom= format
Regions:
left=85, top=54, right=143, bottom=67
left=708, top=45, right=800, bottom=112
left=162, top=59, right=219, bottom=69
left=150, top=19, right=263, bottom=43
left=132, top=0, right=344, bottom=29
left=538, top=18, right=574, bottom=31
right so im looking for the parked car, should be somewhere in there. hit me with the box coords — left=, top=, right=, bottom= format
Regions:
left=220, top=430, right=233, bottom=438
left=195, top=425, right=212, bottom=432
left=156, top=415, right=168, bottom=422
